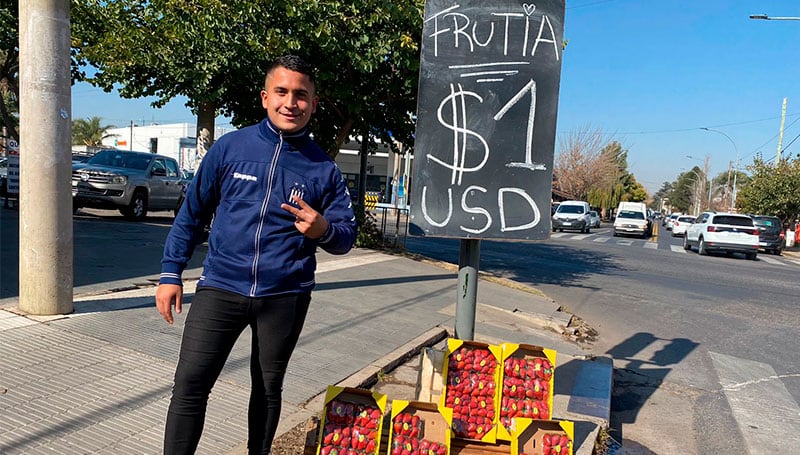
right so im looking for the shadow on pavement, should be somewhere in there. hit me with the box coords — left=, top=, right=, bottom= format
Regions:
left=605, top=332, right=698, bottom=445
left=405, top=236, right=624, bottom=291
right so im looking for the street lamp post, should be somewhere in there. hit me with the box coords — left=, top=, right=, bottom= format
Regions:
left=700, top=127, right=739, bottom=212
left=682, top=169, right=705, bottom=216
left=749, top=14, right=800, bottom=21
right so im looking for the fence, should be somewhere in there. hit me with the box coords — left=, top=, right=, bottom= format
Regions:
left=370, top=203, right=410, bottom=248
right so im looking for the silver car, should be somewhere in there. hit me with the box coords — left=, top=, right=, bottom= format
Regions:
left=72, top=149, right=185, bottom=220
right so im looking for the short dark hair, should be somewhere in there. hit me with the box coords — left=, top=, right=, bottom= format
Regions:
left=266, top=55, right=316, bottom=86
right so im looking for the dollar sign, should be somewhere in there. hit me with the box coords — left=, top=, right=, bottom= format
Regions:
left=428, top=83, right=490, bottom=185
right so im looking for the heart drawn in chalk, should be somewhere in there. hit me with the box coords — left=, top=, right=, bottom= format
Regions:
left=523, top=3, right=536, bottom=16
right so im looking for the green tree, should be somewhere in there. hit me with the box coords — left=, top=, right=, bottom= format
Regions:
left=0, top=1, right=18, bottom=141
left=72, top=116, right=116, bottom=146
left=737, top=156, right=800, bottom=224
left=667, top=167, right=704, bottom=214
left=652, top=181, right=674, bottom=211
left=71, top=0, right=423, bottom=156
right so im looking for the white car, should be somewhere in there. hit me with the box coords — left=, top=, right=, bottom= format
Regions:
left=683, top=212, right=759, bottom=260
left=665, top=213, right=681, bottom=230
left=670, top=215, right=695, bottom=237
left=613, top=202, right=650, bottom=238
left=552, top=200, right=593, bottom=233
left=588, top=210, right=601, bottom=228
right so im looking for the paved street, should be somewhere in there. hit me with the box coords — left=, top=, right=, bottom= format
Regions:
left=406, top=223, right=800, bottom=454
left=1, top=208, right=609, bottom=454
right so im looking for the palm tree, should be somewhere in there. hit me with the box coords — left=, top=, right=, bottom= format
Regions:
left=72, top=116, right=116, bottom=146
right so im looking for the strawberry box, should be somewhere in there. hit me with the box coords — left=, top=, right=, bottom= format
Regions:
left=316, top=386, right=387, bottom=455
left=389, top=400, right=453, bottom=455
left=497, top=343, right=556, bottom=441
left=440, top=338, right=502, bottom=443
left=511, top=418, right=574, bottom=455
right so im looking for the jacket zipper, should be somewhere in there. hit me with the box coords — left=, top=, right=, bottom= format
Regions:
left=250, top=131, right=284, bottom=296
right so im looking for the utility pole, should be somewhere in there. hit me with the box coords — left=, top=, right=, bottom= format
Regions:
left=19, top=0, right=73, bottom=315
left=777, top=97, right=787, bottom=163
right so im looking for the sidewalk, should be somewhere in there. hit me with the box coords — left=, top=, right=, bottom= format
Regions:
left=0, top=248, right=612, bottom=455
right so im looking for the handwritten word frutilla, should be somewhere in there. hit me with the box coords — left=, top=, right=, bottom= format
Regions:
left=425, top=3, right=560, bottom=61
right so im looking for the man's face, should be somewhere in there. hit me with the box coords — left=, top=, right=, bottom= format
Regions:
left=261, top=66, right=318, bottom=133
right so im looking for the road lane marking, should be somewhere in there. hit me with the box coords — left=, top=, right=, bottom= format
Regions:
left=757, top=256, right=784, bottom=266
left=670, top=245, right=687, bottom=254
left=593, top=237, right=611, bottom=243
left=616, top=240, right=633, bottom=246
left=709, top=352, right=800, bottom=453
left=551, top=232, right=570, bottom=238
left=643, top=242, right=658, bottom=249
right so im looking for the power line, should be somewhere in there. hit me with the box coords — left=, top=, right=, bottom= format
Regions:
left=567, top=0, right=625, bottom=10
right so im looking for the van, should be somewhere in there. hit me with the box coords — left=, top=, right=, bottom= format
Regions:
left=613, top=201, right=650, bottom=238
left=552, top=200, right=592, bottom=233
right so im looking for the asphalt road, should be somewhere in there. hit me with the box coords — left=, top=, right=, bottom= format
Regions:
left=0, top=207, right=206, bottom=299
left=405, top=222, right=800, bottom=454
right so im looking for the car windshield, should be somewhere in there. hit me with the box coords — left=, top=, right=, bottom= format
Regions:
left=713, top=215, right=753, bottom=227
left=87, top=151, right=152, bottom=170
left=618, top=210, right=644, bottom=220
left=678, top=216, right=695, bottom=223
left=753, top=217, right=779, bottom=227
left=557, top=205, right=584, bottom=214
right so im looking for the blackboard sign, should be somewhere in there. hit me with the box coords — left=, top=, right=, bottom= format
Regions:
left=410, top=0, right=565, bottom=240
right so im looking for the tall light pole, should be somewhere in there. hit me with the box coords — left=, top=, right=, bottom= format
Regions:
left=681, top=168, right=705, bottom=216
left=700, top=127, right=738, bottom=212
left=749, top=14, right=800, bottom=21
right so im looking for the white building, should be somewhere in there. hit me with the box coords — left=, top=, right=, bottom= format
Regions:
left=100, top=123, right=234, bottom=172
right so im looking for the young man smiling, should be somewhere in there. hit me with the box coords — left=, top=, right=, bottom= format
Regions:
left=156, top=55, right=357, bottom=454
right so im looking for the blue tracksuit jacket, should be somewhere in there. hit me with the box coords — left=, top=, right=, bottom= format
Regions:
left=160, top=118, right=357, bottom=297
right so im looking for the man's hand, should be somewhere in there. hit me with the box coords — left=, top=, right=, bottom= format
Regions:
left=281, top=196, right=329, bottom=239
left=156, top=284, right=183, bottom=325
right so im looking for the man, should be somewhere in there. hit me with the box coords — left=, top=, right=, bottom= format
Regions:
left=156, top=55, right=357, bottom=454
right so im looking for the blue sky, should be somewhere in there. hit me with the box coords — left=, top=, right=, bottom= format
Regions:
left=71, top=0, right=800, bottom=194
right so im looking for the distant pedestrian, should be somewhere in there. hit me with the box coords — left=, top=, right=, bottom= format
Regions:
left=156, top=55, right=357, bottom=454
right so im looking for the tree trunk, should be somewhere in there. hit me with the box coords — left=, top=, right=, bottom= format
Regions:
left=196, top=102, right=216, bottom=143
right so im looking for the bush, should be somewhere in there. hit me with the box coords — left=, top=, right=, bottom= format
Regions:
left=354, top=206, right=383, bottom=248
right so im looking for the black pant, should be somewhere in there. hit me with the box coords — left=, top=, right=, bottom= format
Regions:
left=163, top=287, right=311, bottom=455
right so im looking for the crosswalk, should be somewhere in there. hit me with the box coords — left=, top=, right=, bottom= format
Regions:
left=551, top=232, right=800, bottom=267
left=709, top=351, right=800, bottom=452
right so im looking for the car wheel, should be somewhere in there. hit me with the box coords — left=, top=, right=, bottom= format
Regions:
left=746, top=252, right=757, bottom=261
left=775, top=249, right=783, bottom=256
left=121, top=190, right=148, bottom=221
left=683, top=235, right=691, bottom=251
left=585, top=226, right=590, bottom=234
left=72, top=199, right=81, bottom=215
left=698, top=238, right=707, bottom=255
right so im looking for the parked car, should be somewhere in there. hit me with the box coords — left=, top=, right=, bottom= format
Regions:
left=588, top=210, right=601, bottom=228
left=552, top=200, right=592, bottom=233
left=72, top=149, right=185, bottom=220
left=72, top=153, right=93, bottom=164
left=671, top=215, right=696, bottom=237
left=683, top=212, right=759, bottom=260
left=613, top=201, right=650, bottom=238
left=751, top=215, right=784, bottom=255
left=665, top=212, right=682, bottom=230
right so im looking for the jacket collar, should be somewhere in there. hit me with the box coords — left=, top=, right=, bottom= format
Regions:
left=261, top=117, right=310, bottom=141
